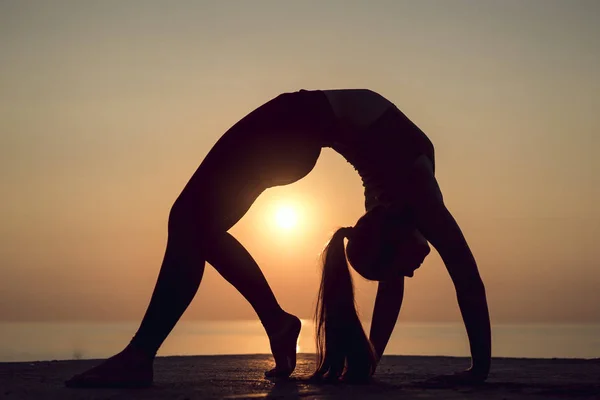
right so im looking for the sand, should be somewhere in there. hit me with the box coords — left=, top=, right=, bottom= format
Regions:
left=1, top=354, right=599, bottom=399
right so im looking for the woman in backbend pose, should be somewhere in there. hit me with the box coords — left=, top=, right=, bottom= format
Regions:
left=66, top=89, right=491, bottom=388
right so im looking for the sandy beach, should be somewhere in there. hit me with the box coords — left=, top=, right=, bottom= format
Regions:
left=1, top=354, right=598, bottom=399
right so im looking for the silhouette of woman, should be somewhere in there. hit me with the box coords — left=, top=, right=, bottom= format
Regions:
left=66, top=89, right=491, bottom=387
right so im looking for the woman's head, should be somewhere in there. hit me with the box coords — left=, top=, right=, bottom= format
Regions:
left=346, top=205, right=431, bottom=280
left=313, top=205, right=430, bottom=382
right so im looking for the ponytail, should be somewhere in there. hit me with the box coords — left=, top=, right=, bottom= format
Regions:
left=313, top=227, right=376, bottom=382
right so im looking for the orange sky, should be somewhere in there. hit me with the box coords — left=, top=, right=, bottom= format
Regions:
left=1, top=0, right=598, bottom=324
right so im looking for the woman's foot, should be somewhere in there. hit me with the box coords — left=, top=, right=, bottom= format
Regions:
left=65, top=345, right=154, bottom=388
left=264, top=313, right=301, bottom=378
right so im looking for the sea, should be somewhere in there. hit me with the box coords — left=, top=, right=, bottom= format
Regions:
left=0, top=321, right=598, bottom=362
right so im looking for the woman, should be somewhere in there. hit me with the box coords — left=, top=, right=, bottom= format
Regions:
left=66, top=89, right=491, bottom=388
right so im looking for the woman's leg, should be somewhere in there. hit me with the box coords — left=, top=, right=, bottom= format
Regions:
left=203, top=231, right=301, bottom=377
left=132, top=207, right=301, bottom=375
left=65, top=189, right=301, bottom=387
left=129, top=191, right=293, bottom=357
left=64, top=208, right=209, bottom=388
left=65, top=91, right=328, bottom=387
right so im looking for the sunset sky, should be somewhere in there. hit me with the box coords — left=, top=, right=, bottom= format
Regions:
left=1, top=0, right=598, bottom=325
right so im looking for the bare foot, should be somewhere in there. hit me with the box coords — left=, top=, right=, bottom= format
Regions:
left=65, top=345, right=154, bottom=388
left=264, top=313, right=301, bottom=378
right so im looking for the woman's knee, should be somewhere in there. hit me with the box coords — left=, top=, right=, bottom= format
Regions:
left=168, top=195, right=228, bottom=247
left=168, top=196, right=205, bottom=237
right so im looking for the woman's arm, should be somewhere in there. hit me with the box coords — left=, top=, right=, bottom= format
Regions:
left=407, top=156, right=492, bottom=381
left=369, top=277, right=405, bottom=365
left=423, top=206, right=491, bottom=380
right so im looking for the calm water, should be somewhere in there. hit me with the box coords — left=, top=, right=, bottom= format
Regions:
left=0, top=321, right=598, bottom=362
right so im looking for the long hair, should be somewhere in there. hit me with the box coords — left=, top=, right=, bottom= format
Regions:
left=313, top=227, right=377, bottom=383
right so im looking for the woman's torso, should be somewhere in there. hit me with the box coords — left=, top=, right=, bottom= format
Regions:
left=321, top=89, right=435, bottom=209
left=194, top=89, right=434, bottom=227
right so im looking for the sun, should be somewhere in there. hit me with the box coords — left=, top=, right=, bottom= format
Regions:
left=274, top=205, right=298, bottom=230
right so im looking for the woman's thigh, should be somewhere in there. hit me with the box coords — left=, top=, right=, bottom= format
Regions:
left=171, top=91, right=327, bottom=233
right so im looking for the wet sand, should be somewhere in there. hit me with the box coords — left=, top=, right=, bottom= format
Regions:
left=1, top=354, right=599, bottom=399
